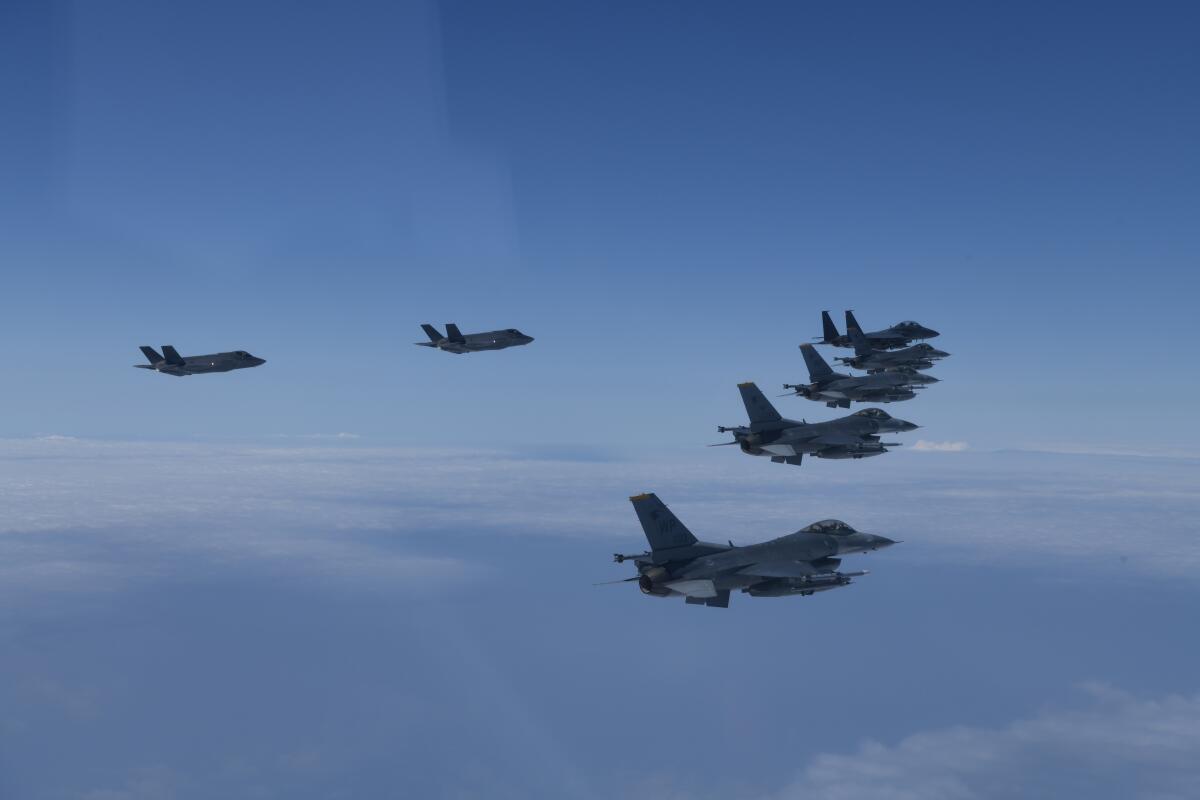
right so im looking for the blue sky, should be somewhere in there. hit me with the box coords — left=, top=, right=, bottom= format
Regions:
left=2, top=0, right=1198, bottom=451
left=2, top=1, right=1200, bottom=797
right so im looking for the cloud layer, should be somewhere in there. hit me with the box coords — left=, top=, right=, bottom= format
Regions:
left=772, top=684, right=1200, bottom=800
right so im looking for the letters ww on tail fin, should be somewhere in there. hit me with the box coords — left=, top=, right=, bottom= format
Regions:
left=737, top=382, right=783, bottom=424
left=629, top=493, right=699, bottom=552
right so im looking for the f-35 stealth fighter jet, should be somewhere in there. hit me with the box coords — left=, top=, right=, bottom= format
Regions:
left=610, top=493, right=897, bottom=607
left=713, top=382, right=916, bottom=465
left=835, top=327, right=950, bottom=374
left=415, top=323, right=534, bottom=354
left=785, top=344, right=937, bottom=408
left=818, top=310, right=940, bottom=350
left=134, top=346, right=266, bottom=376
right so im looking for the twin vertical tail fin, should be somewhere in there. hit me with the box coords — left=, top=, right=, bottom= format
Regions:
left=848, top=326, right=873, bottom=356
left=821, top=310, right=840, bottom=344
left=161, top=346, right=185, bottom=365
left=140, top=346, right=164, bottom=364
left=738, top=382, right=783, bottom=424
left=844, top=309, right=864, bottom=335
left=799, top=344, right=835, bottom=380
left=629, top=493, right=699, bottom=552
left=445, top=323, right=466, bottom=343
left=421, top=324, right=445, bottom=343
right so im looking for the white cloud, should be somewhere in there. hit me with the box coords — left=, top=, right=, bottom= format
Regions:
left=1, top=437, right=1198, bottom=590
left=769, top=684, right=1200, bottom=800
left=911, top=439, right=970, bottom=452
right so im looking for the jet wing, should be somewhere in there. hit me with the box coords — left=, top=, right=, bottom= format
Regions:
left=736, top=561, right=819, bottom=579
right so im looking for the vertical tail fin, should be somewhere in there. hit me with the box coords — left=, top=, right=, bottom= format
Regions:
left=139, top=346, right=164, bottom=364
left=848, top=326, right=873, bottom=356
left=845, top=309, right=864, bottom=335
left=821, top=310, right=840, bottom=344
left=629, top=493, right=698, bottom=552
left=445, top=323, right=465, bottom=343
left=737, top=382, right=783, bottom=424
left=799, top=344, right=835, bottom=380
left=421, top=324, right=445, bottom=343
left=161, top=346, right=185, bottom=365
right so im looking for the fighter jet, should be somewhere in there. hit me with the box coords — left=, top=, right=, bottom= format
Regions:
left=608, top=493, right=898, bottom=607
left=415, top=323, right=534, bottom=354
left=835, top=326, right=950, bottom=374
left=713, top=382, right=916, bottom=465
left=785, top=344, right=937, bottom=408
left=134, top=346, right=265, bottom=376
left=818, top=310, right=940, bottom=350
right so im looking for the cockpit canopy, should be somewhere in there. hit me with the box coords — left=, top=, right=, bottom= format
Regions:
left=852, top=408, right=891, bottom=419
left=897, top=320, right=919, bottom=328
left=234, top=351, right=250, bottom=358
left=506, top=329, right=522, bottom=336
left=801, top=519, right=857, bottom=535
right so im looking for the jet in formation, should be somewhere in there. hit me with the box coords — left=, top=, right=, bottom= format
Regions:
left=835, top=327, right=950, bottom=374
left=784, top=344, right=938, bottom=408
left=819, top=310, right=940, bottom=350
left=713, top=382, right=916, bottom=465
left=609, top=493, right=897, bottom=607
left=415, top=323, right=534, bottom=354
left=134, top=346, right=266, bottom=376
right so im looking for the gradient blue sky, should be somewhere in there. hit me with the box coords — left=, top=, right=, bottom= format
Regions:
left=2, top=2, right=1200, bottom=798
left=2, top=0, right=1197, bottom=451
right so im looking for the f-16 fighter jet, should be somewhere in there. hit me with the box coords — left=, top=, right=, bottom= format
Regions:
left=713, top=382, right=916, bottom=465
left=608, top=493, right=898, bottom=608
left=415, top=323, right=534, bottom=354
left=835, top=327, right=950, bottom=374
left=785, top=344, right=937, bottom=408
left=818, top=310, right=939, bottom=350
left=134, top=346, right=265, bottom=376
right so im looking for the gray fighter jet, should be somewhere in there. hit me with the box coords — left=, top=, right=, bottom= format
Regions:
left=835, top=327, right=950, bottom=374
left=134, top=346, right=265, bottom=376
left=785, top=344, right=937, bottom=408
left=818, top=310, right=940, bottom=350
left=713, top=382, right=916, bottom=465
left=609, top=493, right=898, bottom=607
left=415, top=323, right=534, bottom=354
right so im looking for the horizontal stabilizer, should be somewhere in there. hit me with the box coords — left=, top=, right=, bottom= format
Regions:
left=664, top=579, right=717, bottom=598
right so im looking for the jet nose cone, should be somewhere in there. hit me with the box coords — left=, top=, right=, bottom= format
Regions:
left=931, top=349, right=950, bottom=358
left=924, top=329, right=940, bottom=339
left=255, top=358, right=267, bottom=365
left=900, top=421, right=920, bottom=431
left=873, top=536, right=899, bottom=549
